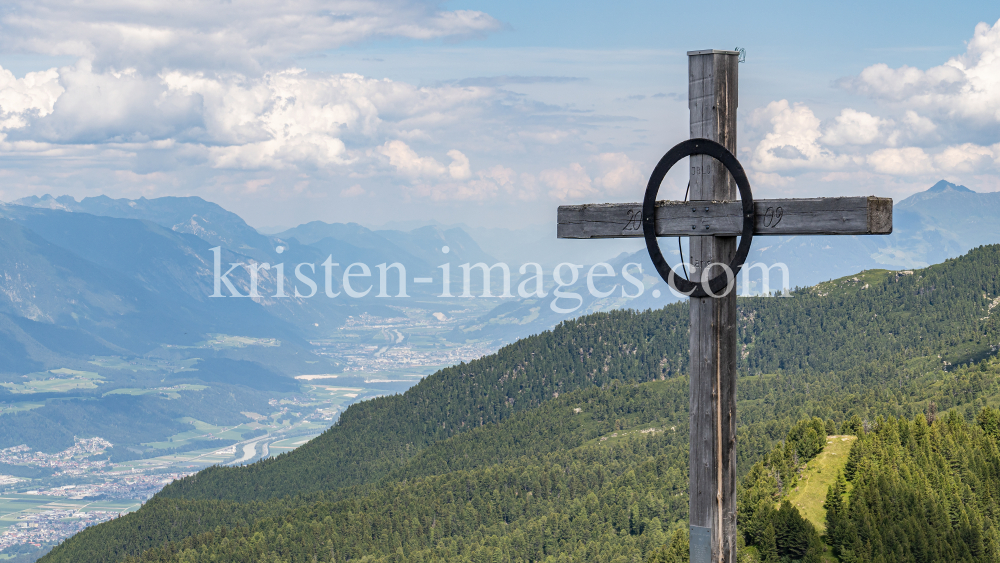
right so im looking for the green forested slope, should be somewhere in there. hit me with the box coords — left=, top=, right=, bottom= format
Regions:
left=160, top=246, right=1000, bottom=504
left=824, top=408, right=1000, bottom=563
left=128, top=432, right=687, bottom=563
left=158, top=309, right=691, bottom=502
left=42, top=245, right=1000, bottom=563
left=738, top=418, right=838, bottom=563
left=47, top=380, right=692, bottom=563
left=50, top=379, right=841, bottom=563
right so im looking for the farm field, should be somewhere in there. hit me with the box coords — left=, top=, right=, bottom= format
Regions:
left=0, top=494, right=141, bottom=535
left=0, top=370, right=103, bottom=394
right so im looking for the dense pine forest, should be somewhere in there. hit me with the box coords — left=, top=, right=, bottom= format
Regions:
left=42, top=245, right=1000, bottom=562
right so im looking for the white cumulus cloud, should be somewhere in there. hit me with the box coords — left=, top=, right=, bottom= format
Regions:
left=0, top=3, right=665, bottom=210
left=839, top=18, right=1000, bottom=133
left=447, top=149, right=471, bottom=180
left=749, top=100, right=850, bottom=172
left=820, top=109, right=887, bottom=146
left=0, top=55, right=639, bottom=205
left=590, top=153, right=645, bottom=195
left=539, top=154, right=646, bottom=201
left=379, top=140, right=446, bottom=177
left=340, top=184, right=365, bottom=197
left=541, top=163, right=596, bottom=201
left=866, top=147, right=934, bottom=176
left=744, top=19, right=1000, bottom=191
left=0, top=67, right=63, bottom=130
left=933, top=143, right=995, bottom=173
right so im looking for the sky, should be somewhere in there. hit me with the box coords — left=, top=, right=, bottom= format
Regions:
left=0, top=1, right=997, bottom=232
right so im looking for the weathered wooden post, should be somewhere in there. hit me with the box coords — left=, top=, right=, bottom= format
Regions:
left=686, top=49, right=739, bottom=563
left=555, top=48, right=893, bottom=563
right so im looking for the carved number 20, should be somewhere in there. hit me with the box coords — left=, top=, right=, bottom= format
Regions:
left=763, top=206, right=783, bottom=227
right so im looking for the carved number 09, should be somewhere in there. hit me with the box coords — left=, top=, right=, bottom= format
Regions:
left=763, top=206, right=783, bottom=228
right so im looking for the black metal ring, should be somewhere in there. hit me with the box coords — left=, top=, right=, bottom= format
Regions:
left=642, top=138, right=755, bottom=298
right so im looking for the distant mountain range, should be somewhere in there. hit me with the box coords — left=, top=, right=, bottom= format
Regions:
left=13, top=194, right=275, bottom=262
left=745, top=180, right=1000, bottom=289
left=363, top=180, right=1000, bottom=297
left=0, top=179, right=997, bottom=456
left=2, top=195, right=504, bottom=352
left=873, top=180, right=1000, bottom=267
left=0, top=195, right=510, bottom=453
left=5, top=179, right=998, bottom=362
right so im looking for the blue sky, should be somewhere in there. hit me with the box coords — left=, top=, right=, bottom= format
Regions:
left=0, top=1, right=997, bottom=232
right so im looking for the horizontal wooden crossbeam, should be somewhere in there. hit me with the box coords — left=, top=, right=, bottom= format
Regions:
left=557, top=196, right=892, bottom=239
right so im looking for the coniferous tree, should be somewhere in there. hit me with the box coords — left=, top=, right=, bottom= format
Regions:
left=759, top=522, right=778, bottom=563
left=823, top=471, right=847, bottom=555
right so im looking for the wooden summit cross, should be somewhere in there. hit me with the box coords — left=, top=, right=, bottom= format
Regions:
left=556, top=50, right=892, bottom=563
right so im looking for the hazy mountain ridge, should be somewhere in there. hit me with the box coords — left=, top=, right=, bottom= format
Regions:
left=876, top=180, right=1000, bottom=267
left=0, top=196, right=506, bottom=355
left=0, top=195, right=509, bottom=460
left=0, top=204, right=339, bottom=456
left=6, top=179, right=999, bottom=357
left=0, top=205, right=307, bottom=356
left=12, top=194, right=274, bottom=262
left=17, top=178, right=998, bottom=298
left=275, top=220, right=501, bottom=286
left=363, top=180, right=1000, bottom=294
left=750, top=180, right=1000, bottom=288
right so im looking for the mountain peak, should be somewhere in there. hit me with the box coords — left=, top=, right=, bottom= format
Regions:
left=927, top=180, right=974, bottom=194
left=11, top=194, right=77, bottom=210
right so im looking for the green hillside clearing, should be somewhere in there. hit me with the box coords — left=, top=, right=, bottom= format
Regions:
left=785, top=435, right=856, bottom=532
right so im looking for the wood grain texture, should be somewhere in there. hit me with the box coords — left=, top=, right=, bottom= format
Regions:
left=556, top=197, right=894, bottom=238
left=688, top=50, right=738, bottom=563
left=868, top=196, right=893, bottom=235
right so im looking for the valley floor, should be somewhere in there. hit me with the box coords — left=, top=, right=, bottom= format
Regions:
left=0, top=302, right=511, bottom=559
